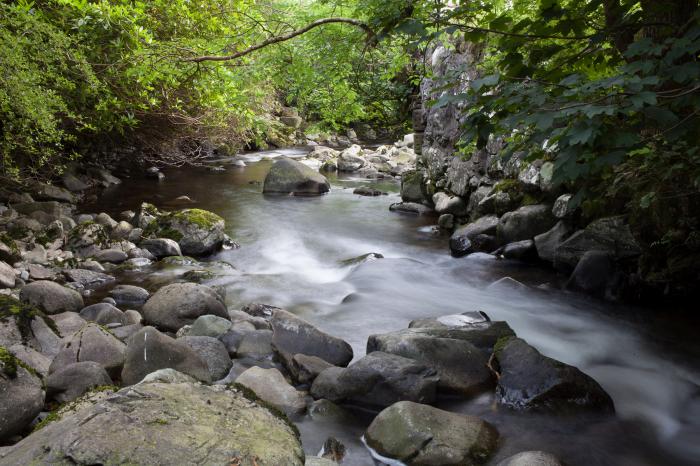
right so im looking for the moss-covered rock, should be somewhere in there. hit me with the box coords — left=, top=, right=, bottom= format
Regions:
left=144, top=208, right=226, bottom=256
left=2, top=382, right=304, bottom=465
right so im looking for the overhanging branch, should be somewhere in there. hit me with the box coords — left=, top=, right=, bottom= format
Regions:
left=184, top=17, right=375, bottom=63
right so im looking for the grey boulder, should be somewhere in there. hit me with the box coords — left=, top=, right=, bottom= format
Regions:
left=140, top=238, right=182, bottom=258
left=263, top=158, right=330, bottom=195
left=121, top=326, right=211, bottom=385
left=79, top=303, right=128, bottom=326
left=235, top=366, right=307, bottom=416
left=180, top=336, right=232, bottom=381
left=0, top=353, right=44, bottom=440
left=310, top=352, right=438, bottom=408
left=188, top=314, right=232, bottom=338
left=142, top=283, right=227, bottom=332
left=450, top=215, right=499, bottom=257
left=109, top=284, right=150, bottom=307
left=46, top=361, right=112, bottom=403
left=498, top=204, right=557, bottom=243
left=19, top=280, right=83, bottom=314
left=49, top=323, right=126, bottom=379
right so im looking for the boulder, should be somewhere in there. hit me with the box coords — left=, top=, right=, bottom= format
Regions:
left=498, top=204, right=557, bottom=243
left=49, top=323, right=126, bottom=379
left=0, top=261, right=15, bottom=288
left=291, top=353, right=333, bottom=385
left=0, top=348, right=44, bottom=440
left=79, top=303, right=128, bottom=326
left=353, top=186, right=386, bottom=196
left=180, top=336, right=232, bottom=381
left=140, top=237, right=182, bottom=258
left=432, top=192, right=468, bottom=216
left=310, top=352, right=438, bottom=408
left=554, top=216, right=640, bottom=270
left=46, top=361, right=112, bottom=403
left=61, top=172, right=89, bottom=192
left=496, top=451, right=565, bottom=466
left=534, top=221, right=572, bottom=263
left=8, top=344, right=51, bottom=378
left=1, top=382, right=304, bottom=465
left=389, top=202, right=434, bottom=215
left=450, top=215, right=499, bottom=257
left=110, top=221, right=133, bottom=240
left=146, top=208, right=227, bottom=256
left=501, top=239, right=538, bottom=261
left=263, top=158, right=330, bottom=195
left=95, top=213, right=118, bottom=229
left=270, top=309, right=353, bottom=367
left=337, top=145, right=366, bottom=172
left=367, top=331, right=494, bottom=396
left=566, top=250, right=616, bottom=297
left=235, top=366, right=307, bottom=416
left=109, top=284, right=150, bottom=307
left=142, top=283, right=227, bottom=332
left=93, top=248, right=128, bottom=264
left=408, top=311, right=489, bottom=329
left=552, top=194, right=574, bottom=219
left=19, top=281, right=83, bottom=314
left=188, top=314, right=232, bottom=338
left=400, top=170, right=425, bottom=203
left=121, top=327, right=211, bottom=385
left=62, top=268, right=116, bottom=289
left=236, top=329, right=274, bottom=359
left=495, top=338, right=614, bottom=413
left=365, top=401, right=499, bottom=466
left=369, top=321, right=515, bottom=355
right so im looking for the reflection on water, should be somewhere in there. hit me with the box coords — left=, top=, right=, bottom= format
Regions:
left=86, top=151, right=700, bottom=466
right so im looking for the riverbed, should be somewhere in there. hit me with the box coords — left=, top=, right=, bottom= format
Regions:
left=85, top=148, right=700, bottom=466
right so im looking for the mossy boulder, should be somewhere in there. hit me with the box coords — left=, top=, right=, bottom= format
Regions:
left=1, top=382, right=304, bottom=465
left=0, top=295, right=60, bottom=350
left=365, top=401, right=499, bottom=466
left=144, top=208, right=226, bottom=256
left=263, top=157, right=330, bottom=195
left=1, top=346, right=44, bottom=441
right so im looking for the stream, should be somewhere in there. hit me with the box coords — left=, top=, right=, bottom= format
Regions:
left=85, top=148, right=700, bottom=466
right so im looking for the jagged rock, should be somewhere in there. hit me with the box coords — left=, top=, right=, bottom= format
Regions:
left=400, top=170, right=425, bottom=203
left=109, top=284, right=150, bottom=307
left=450, top=215, right=499, bottom=257
left=46, top=361, right=112, bottom=403
left=142, top=283, right=227, bottom=332
left=49, top=323, right=126, bottom=379
left=236, top=366, right=307, bottom=416
left=62, top=268, right=115, bottom=289
left=78, top=303, right=128, bottom=326
left=0, top=261, right=15, bottom=288
left=566, top=250, right=617, bottom=297
left=270, top=309, right=353, bottom=367
left=180, top=336, right=232, bottom=381
left=433, top=192, right=468, bottom=216
left=140, top=238, right=182, bottom=258
left=365, top=401, right=499, bottom=466
left=263, top=157, right=330, bottom=195
left=554, top=216, right=640, bottom=270
left=19, top=280, right=83, bottom=314
left=498, top=204, right=557, bottom=243
left=496, top=451, right=565, bottom=466
left=495, top=337, right=614, bottom=413
left=310, top=352, right=438, bottom=408
left=534, top=221, right=573, bottom=263
left=0, top=349, right=44, bottom=440
left=121, top=326, right=211, bottom=385
left=1, top=382, right=304, bottom=465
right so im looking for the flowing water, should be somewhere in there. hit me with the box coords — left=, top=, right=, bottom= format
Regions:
left=86, top=148, right=700, bottom=466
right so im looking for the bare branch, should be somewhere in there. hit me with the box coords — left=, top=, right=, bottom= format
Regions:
left=184, top=17, right=374, bottom=63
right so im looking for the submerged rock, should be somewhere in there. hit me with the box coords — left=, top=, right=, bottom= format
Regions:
left=365, top=401, right=499, bottom=466
left=495, top=337, right=614, bottom=413
left=1, top=382, right=304, bottom=465
left=263, top=157, right=330, bottom=195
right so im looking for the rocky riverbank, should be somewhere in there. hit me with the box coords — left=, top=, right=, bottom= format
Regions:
left=0, top=157, right=622, bottom=465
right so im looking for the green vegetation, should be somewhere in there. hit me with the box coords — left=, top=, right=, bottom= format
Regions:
left=0, top=345, right=19, bottom=378
left=0, top=295, right=60, bottom=342
left=0, top=0, right=412, bottom=182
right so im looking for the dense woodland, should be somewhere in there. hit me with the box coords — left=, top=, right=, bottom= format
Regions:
left=1, top=0, right=699, bottom=292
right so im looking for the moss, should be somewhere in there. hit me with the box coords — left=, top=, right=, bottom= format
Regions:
left=492, top=336, right=515, bottom=356
left=0, top=294, right=61, bottom=342
left=7, top=223, right=30, bottom=240
left=493, top=179, right=520, bottom=195
left=32, top=410, right=60, bottom=431
left=229, top=383, right=301, bottom=440
left=92, top=384, right=119, bottom=392
left=148, top=418, right=169, bottom=425
left=521, top=193, right=543, bottom=206
left=0, top=345, right=18, bottom=378
left=0, top=232, right=21, bottom=258
left=171, top=208, right=223, bottom=229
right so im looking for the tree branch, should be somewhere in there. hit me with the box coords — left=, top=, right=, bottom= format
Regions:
left=183, top=17, right=374, bottom=63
